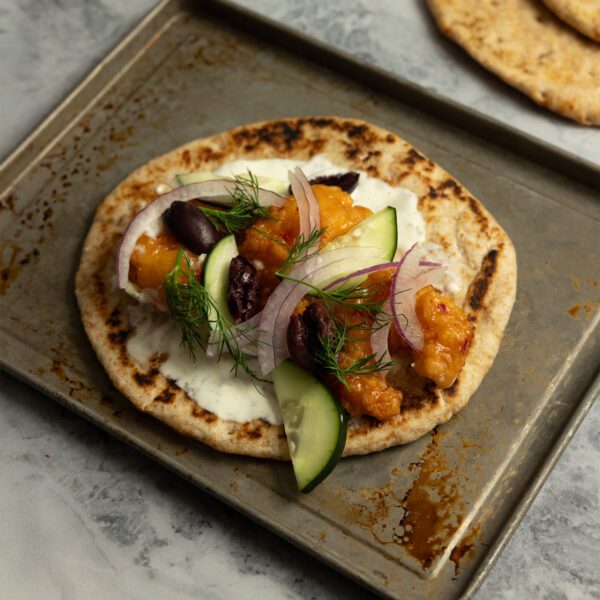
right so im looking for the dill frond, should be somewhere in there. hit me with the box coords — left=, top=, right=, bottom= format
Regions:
left=162, top=250, right=264, bottom=382
left=197, top=171, right=276, bottom=234
left=314, top=317, right=395, bottom=389
left=278, top=227, right=326, bottom=273
left=276, top=273, right=385, bottom=318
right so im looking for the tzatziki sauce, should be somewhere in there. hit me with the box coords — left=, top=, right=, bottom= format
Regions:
left=127, top=304, right=283, bottom=424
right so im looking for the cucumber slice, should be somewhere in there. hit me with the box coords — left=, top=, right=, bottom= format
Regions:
left=272, top=361, right=347, bottom=493
left=176, top=172, right=226, bottom=186
left=176, top=172, right=288, bottom=195
left=303, top=206, right=398, bottom=293
left=326, top=206, right=397, bottom=261
left=251, top=175, right=289, bottom=196
left=201, top=234, right=238, bottom=328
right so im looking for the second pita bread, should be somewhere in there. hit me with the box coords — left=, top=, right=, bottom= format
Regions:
left=542, top=0, right=600, bottom=42
left=427, top=0, right=600, bottom=125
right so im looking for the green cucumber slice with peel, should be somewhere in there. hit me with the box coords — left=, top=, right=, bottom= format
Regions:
left=252, top=175, right=289, bottom=196
left=201, top=234, right=238, bottom=328
left=176, top=172, right=226, bottom=186
left=326, top=206, right=397, bottom=261
left=305, top=206, right=397, bottom=292
left=176, top=172, right=288, bottom=196
left=272, top=361, right=347, bottom=493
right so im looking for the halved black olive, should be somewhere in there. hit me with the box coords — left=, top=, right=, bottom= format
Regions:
left=227, top=256, right=260, bottom=323
left=163, top=201, right=223, bottom=254
left=287, top=303, right=336, bottom=373
left=288, top=171, right=360, bottom=196
left=309, top=171, right=360, bottom=193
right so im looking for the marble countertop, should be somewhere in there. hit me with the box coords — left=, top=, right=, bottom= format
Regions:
left=1, top=1, right=598, bottom=598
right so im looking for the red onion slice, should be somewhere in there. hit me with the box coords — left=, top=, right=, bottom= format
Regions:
left=288, top=170, right=313, bottom=250
left=116, top=180, right=284, bottom=294
left=295, top=167, right=320, bottom=233
left=257, top=246, right=384, bottom=375
left=323, top=260, right=441, bottom=291
left=370, top=299, right=393, bottom=369
left=206, top=312, right=262, bottom=359
left=390, top=244, right=445, bottom=352
left=324, top=261, right=399, bottom=291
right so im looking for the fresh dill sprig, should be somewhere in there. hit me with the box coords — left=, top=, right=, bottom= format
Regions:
left=315, top=317, right=394, bottom=389
left=162, top=252, right=208, bottom=359
left=277, top=272, right=386, bottom=318
left=197, top=171, right=276, bottom=234
left=278, top=227, right=326, bottom=272
left=162, top=250, right=262, bottom=382
left=252, top=226, right=326, bottom=274
left=250, top=226, right=287, bottom=249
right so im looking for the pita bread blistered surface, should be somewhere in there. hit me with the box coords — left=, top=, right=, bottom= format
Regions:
left=76, top=118, right=516, bottom=460
left=542, top=0, right=600, bottom=42
left=426, top=0, right=600, bottom=125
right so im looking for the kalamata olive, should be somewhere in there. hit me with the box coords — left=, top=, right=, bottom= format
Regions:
left=287, top=303, right=336, bottom=372
left=287, top=171, right=360, bottom=195
left=227, top=256, right=260, bottom=323
left=310, top=171, right=360, bottom=193
left=162, top=201, right=223, bottom=254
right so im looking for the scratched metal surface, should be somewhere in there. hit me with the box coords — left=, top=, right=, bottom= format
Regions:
left=0, top=1, right=599, bottom=598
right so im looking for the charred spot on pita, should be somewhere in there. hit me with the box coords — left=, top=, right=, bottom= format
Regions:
left=469, top=249, right=498, bottom=310
left=468, top=197, right=489, bottom=231
left=108, top=329, right=129, bottom=346
left=348, top=124, right=368, bottom=139
left=309, top=117, right=334, bottom=128
left=439, top=178, right=459, bottom=191
left=403, top=148, right=426, bottom=166
left=192, top=405, right=218, bottom=423
left=105, top=307, right=122, bottom=328
left=133, top=367, right=159, bottom=387
left=445, top=379, right=459, bottom=396
left=154, top=387, right=175, bottom=403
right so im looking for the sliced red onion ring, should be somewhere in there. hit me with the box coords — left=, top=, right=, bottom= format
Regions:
left=257, top=246, right=384, bottom=375
left=206, top=312, right=262, bottom=359
left=295, top=167, right=320, bottom=233
left=116, top=180, right=284, bottom=295
left=288, top=170, right=312, bottom=250
left=324, top=261, right=399, bottom=291
left=323, top=260, right=440, bottom=291
left=370, top=299, right=393, bottom=369
left=390, top=244, right=445, bottom=352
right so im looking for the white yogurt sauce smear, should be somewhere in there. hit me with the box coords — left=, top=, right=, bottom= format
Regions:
left=127, top=304, right=282, bottom=424
left=128, top=155, right=459, bottom=423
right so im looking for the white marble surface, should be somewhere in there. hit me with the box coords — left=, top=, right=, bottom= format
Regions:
left=1, top=0, right=599, bottom=599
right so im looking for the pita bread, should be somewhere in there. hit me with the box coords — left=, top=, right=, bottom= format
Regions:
left=426, top=0, right=600, bottom=125
left=76, top=117, right=516, bottom=459
left=542, top=0, right=600, bottom=42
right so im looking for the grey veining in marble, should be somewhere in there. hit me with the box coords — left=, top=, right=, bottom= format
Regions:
left=1, top=0, right=599, bottom=599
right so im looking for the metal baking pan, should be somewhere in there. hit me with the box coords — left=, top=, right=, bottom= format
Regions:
left=1, top=1, right=598, bottom=598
